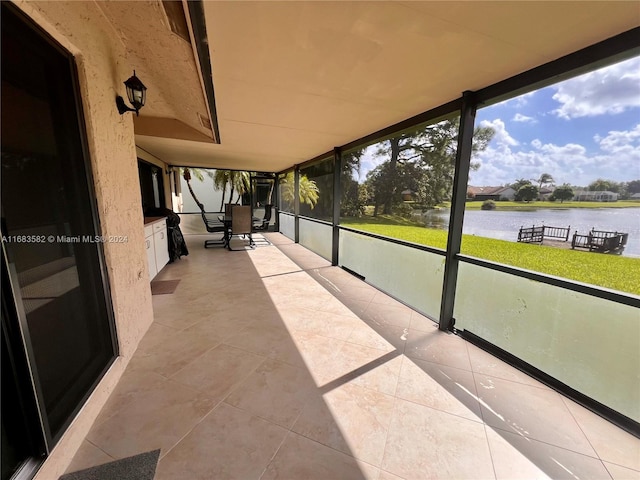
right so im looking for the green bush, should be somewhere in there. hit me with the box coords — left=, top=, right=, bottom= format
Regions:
left=481, top=200, right=496, bottom=210
left=393, top=203, right=415, bottom=218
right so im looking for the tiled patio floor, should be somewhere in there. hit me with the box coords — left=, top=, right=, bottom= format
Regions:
left=67, top=233, right=639, bottom=479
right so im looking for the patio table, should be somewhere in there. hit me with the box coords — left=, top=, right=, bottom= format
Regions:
left=217, top=214, right=260, bottom=246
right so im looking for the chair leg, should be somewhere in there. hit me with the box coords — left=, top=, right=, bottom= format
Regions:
left=227, top=233, right=256, bottom=250
left=204, top=235, right=226, bottom=248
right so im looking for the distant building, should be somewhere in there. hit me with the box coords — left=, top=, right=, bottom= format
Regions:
left=401, top=189, right=416, bottom=201
left=467, top=186, right=516, bottom=201
left=574, top=190, right=619, bottom=202
left=538, top=187, right=555, bottom=201
left=631, top=193, right=640, bottom=199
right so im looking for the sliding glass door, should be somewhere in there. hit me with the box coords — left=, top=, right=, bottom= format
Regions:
left=1, top=4, right=117, bottom=469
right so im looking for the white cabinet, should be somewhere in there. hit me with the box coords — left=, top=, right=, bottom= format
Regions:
left=144, top=218, right=169, bottom=280
left=153, top=221, right=170, bottom=271
left=144, top=224, right=156, bottom=280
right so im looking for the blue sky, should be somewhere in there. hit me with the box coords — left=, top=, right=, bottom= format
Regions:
left=357, top=55, right=640, bottom=188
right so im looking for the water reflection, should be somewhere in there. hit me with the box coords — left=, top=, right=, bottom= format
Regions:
left=420, top=207, right=640, bottom=257
left=416, top=209, right=449, bottom=229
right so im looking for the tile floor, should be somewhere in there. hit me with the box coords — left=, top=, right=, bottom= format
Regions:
left=67, top=233, right=640, bottom=479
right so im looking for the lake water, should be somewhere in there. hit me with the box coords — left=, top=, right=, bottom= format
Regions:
left=422, top=207, right=640, bottom=257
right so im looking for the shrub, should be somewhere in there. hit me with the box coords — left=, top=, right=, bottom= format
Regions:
left=481, top=200, right=496, bottom=210
left=393, top=203, right=415, bottom=218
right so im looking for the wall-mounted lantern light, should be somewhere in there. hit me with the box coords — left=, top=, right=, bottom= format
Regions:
left=116, top=70, right=147, bottom=116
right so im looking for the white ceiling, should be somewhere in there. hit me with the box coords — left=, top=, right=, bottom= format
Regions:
left=135, top=1, right=640, bottom=173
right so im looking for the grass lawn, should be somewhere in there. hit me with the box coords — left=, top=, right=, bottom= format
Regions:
left=342, top=216, right=640, bottom=296
left=465, top=200, right=640, bottom=210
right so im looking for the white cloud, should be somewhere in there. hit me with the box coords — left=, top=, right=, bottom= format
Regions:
left=595, top=124, right=640, bottom=155
left=513, top=113, right=536, bottom=123
left=479, top=118, right=518, bottom=146
left=534, top=142, right=587, bottom=157
left=357, top=145, right=384, bottom=181
left=500, top=91, right=536, bottom=108
left=470, top=120, right=640, bottom=186
left=551, top=56, right=640, bottom=119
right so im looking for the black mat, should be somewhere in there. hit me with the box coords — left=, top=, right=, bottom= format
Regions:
left=59, top=449, right=160, bottom=480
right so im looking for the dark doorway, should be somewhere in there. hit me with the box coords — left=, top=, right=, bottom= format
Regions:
left=138, top=160, right=166, bottom=211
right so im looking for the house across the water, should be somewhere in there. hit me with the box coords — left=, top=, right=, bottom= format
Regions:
left=574, top=190, right=619, bottom=202
left=467, top=185, right=516, bottom=201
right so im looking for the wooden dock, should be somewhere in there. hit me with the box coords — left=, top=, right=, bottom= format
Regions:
left=517, top=225, right=570, bottom=244
left=517, top=225, right=629, bottom=254
left=571, top=229, right=628, bottom=254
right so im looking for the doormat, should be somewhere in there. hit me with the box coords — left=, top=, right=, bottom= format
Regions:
left=151, top=279, right=180, bottom=295
left=59, top=449, right=160, bottom=480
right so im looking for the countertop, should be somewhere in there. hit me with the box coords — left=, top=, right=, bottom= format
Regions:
left=144, top=216, right=166, bottom=225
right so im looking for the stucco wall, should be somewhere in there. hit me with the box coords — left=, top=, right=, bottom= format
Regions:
left=12, top=2, right=155, bottom=478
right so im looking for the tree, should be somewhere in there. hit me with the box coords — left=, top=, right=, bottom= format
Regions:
left=299, top=161, right=334, bottom=218
left=369, top=118, right=494, bottom=215
left=341, top=150, right=366, bottom=217
left=588, top=178, right=614, bottom=192
left=230, top=171, right=251, bottom=204
left=212, top=170, right=251, bottom=209
left=181, top=167, right=205, bottom=210
left=279, top=172, right=319, bottom=208
left=364, top=162, right=394, bottom=216
left=536, top=173, right=554, bottom=189
left=627, top=179, right=640, bottom=195
left=551, top=184, right=574, bottom=203
left=515, top=184, right=539, bottom=202
left=212, top=170, right=231, bottom=210
left=511, top=178, right=532, bottom=191
left=264, top=175, right=276, bottom=205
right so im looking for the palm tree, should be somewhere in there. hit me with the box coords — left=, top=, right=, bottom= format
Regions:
left=511, top=178, right=532, bottom=192
left=181, top=167, right=206, bottom=211
left=280, top=172, right=319, bottom=208
left=536, top=173, right=555, bottom=189
left=265, top=176, right=276, bottom=205
left=212, top=170, right=231, bottom=210
left=212, top=170, right=252, bottom=209
left=230, top=171, right=251, bottom=204
left=300, top=176, right=320, bottom=208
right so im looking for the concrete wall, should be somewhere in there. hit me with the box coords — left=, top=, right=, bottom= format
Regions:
left=12, top=2, right=155, bottom=478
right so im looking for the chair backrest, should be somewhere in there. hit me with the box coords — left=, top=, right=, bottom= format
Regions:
left=224, top=203, right=233, bottom=216
left=231, top=205, right=252, bottom=235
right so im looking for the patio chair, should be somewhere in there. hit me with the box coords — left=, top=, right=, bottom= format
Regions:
left=200, top=209, right=227, bottom=248
left=252, top=204, right=273, bottom=246
left=253, top=204, right=273, bottom=231
left=228, top=205, right=255, bottom=250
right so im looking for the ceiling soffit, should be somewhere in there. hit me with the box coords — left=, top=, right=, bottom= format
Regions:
left=96, top=1, right=214, bottom=141
left=137, top=1, right=639, bottom=172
